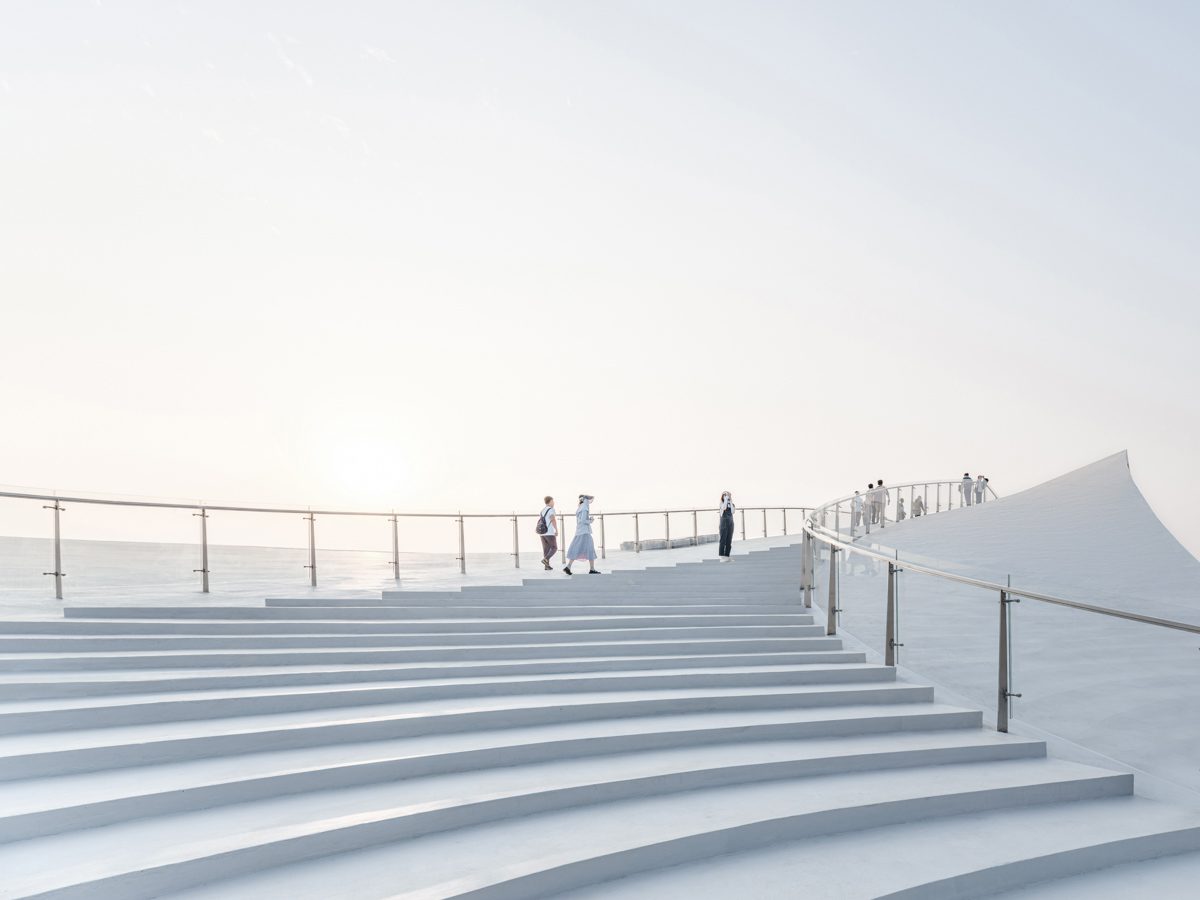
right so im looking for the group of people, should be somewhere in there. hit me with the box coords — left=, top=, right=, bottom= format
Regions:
left=850, top=480, right=891, bottom=528
left=537, top=490, right=741, bottom=575
left=960, top=473, right=990, bottom=506
left=849, top=472, right=989, bottom=528
left=537, top=494, right=600, bottom=575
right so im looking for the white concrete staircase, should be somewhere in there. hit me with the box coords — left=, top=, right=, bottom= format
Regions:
left=0, top=545, right=1197, bottom=898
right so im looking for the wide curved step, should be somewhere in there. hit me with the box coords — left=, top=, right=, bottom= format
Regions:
left=0, top=662, right=897, bottom=734
left=556, top=796, right=1200, bottom=900
left=3, top=756, right=1117, bottom=900
left=91, top=758, right=1127, bottom=900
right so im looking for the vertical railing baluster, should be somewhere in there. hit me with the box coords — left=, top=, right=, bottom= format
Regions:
left=42, top=500, right=65, bottom=600
left=664, top=511, right=670, bottom=548
left=692, top=509, right=698, bottom=546
left=511, top=513, right=519, bottom=568
left=997, top=577, right=1022, bottom=732
left=304, top=513, right=317, bottom=587
left=457, top=513, right=466, bottom=574
left=390, top=514, right=400, bottom=581
left=826, top=546, right=839, bottom=635
left=886, top=557, right=904, bottom=666
left=801, top=529, right=812, bottom=607
left=599, top=514, right=606, bottom=560
left=193, top=508, right=210, bottom=593
left=634, top=513, right=641, bottom=553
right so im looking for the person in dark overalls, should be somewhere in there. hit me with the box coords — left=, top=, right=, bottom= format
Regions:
left=718, top=491, right=735, bottom=562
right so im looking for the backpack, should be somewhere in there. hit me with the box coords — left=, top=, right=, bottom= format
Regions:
left=535, top=508, right=550, bottom=535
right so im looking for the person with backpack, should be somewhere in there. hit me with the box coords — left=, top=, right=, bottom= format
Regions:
left=536, top=496, right=557, bottom=571
left=718, top=491, right=735, bottom=561
left=564, top=494, right=600, bottom=575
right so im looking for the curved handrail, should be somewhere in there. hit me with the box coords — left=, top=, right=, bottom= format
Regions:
left=0, top=485, right=808, bottom=596
left=803, top=480, right=1199, bottom=636
left=0, top=487, right=803, bottom=521
left=801, top=479, right=1200, bottom=733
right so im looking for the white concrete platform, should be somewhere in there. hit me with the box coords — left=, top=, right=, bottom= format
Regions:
left=0, top=540, right=1197, bottom=898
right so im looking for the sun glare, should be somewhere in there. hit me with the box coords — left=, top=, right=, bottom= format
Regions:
left=326, top=443, right=407, bottom=508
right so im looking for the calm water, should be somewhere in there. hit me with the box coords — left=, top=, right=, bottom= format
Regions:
left=0, top=534, right=800, bottom=618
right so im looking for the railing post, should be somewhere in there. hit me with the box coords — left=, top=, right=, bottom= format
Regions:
left=826, top=546, right=839, bottom=635
left=886, top=561, right=904, bottom=666
left=42, top=501, right=65, bottom=600
left=801, top=530, right=812, bottom=607
left=692, top=509, right=698, bottom=546
left=457, top=513, right=466, bottom=574
left=782, top=508, right=787, bottom=536
left=192, top=508, right=210, bottom=593
left=664, top=511, right=670, bottom=548
left=936, top=483, right=941, bottom=512
left=740, top=508, right=746, bottom=541
left=511, top=513, right=520, bottom=568
left=997, top=581, right=1022, bottom=732
left=804, top=533, right=814, bottom=608
left=834, top=503, right=840, bottom=537
left=304, top=513, right=317, bottom=587
left=599, top=514, right=606, bottom=559
left=634, top=513, right=641, bottom=553
left=390, top=514, right=400, bottom=581
left=762, top=508, right=768, bottom=538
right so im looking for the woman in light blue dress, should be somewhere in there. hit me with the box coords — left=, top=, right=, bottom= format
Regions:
left=564, top=495, right=600, bottom=575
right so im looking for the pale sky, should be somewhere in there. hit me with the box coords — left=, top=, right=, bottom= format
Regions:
left=2, top=1, right=1198, bottom=557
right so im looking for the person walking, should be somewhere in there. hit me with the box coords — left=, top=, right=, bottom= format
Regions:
left=960, top=473, right=974, bottom=507
left=975, top=474, right=987, bottom=504
left=912, top=493, right=926, bottom=517
left=897, top=497, right=906, bottom=521
left=866, top=483, right=877, bottom=524
left=851, top=490, right=863, bottom=529
left=537, top=496, right=557, bottom=571
left=563, top=494, right=600, bottom=575
left=718, top=491, right=735, bottom=561
left=876, top=479, right=890, bottom=524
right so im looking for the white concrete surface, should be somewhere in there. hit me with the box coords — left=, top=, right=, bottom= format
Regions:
left=827, top=452, right=1200, bottom=800
left=0, top=491, right=1198, bottom=897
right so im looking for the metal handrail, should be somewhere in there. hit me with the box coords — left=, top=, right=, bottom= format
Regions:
left=0, top=486, right=807, bottom=597
left=799, top=478, right=1200, bottom=734
left=0, top=489, right=798, bottom=520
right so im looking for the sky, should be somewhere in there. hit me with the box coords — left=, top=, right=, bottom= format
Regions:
left=1, top=0, right=1198, bottom=556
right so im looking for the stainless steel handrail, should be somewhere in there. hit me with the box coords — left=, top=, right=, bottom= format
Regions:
left=800, top=478, right=1200, bottom=734
left=0, top=486, right=806, bottom=596
left=0, top=489, right=798, bottom=520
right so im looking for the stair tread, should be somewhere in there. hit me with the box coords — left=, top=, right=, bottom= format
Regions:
left=0, top=663, right=891, bottom=714
left=0, top=704, right=987, bottom=817
left=0, top=651, right=858, bottom=684
left=0, top=681, right=931, bottom=756
left=557, top=796, right=1200, bottom=899
left=131, top=758, right=1128, bottom=900
left=2, top=757, right=1120, bottom=898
